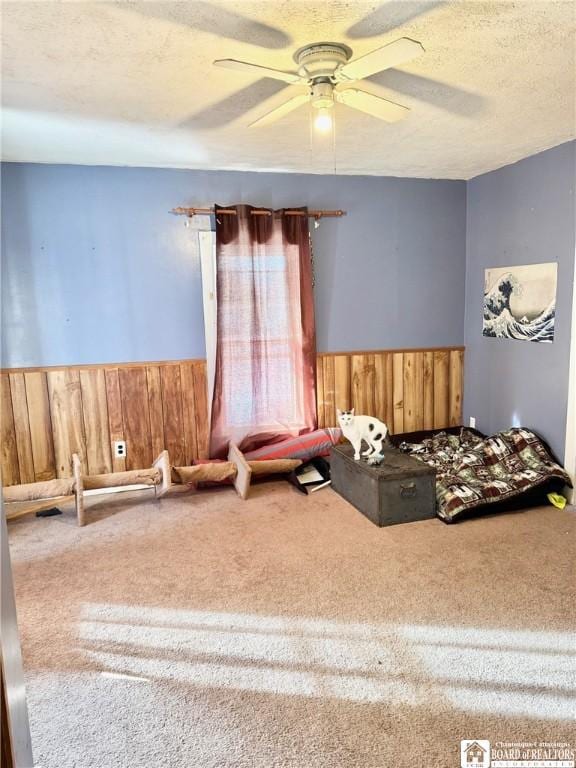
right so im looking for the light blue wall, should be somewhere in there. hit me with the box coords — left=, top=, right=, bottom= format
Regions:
left=1, top=163, right=466, bottom=367
left=3, top=148, right=574, bottom=457
left=464, top=141, right=576, bottom=460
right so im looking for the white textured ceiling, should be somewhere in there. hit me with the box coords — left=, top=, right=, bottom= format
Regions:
left=1, top=0, right=575, bottom=179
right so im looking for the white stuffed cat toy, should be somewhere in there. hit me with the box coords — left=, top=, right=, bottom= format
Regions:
left=337, top=408, right=389, bottom=461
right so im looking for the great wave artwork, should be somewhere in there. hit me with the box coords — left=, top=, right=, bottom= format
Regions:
left=483, top=262, right=557, bottom=343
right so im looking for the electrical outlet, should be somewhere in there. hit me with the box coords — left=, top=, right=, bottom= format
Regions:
left=469, top=417, right=476, bottom=429
left=114, top=440, right=126, bottom=458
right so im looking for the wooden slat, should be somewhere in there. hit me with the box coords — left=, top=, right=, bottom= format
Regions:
left=333, top=355, right=350, bottom=414
left=423, top=351, right=434, bottom=431
left=351, top=354, right=375, bottom=415
left=73, top=453, right=85, bottom=527
left=104, top=368, right=126, bottom=473
left=414, top=352, right=425, bottom=430
left=160, top=365, right=186, bottom=466
left=180, top=363, right=198, bottom=464
left=449, top=349, right=464, bottom=427
left=373, top=353, right=386, bottom=425
left=403, top=353, right=417, bottom=432
left=228, top=442, right=252, bottom=500
left=146, top=366, right=165, bottom=460
left=118, top=368, right=152, bottom=471
left=79, top=369, right=112, bottom=475
left=192, top=362, right=209, bottom=459
left=9, top=373, right=35, bottom=484
left=23, top=372, right=56, bottom=481
left=46, top=369, right=86, bottom=478
left=316, top=357, right=325, bottom=427
left=384, top=353, right=394, bottom=429
left=433, top=350, right=450, bottom=429
left=322, top=355, right=336, bottom=427
left=0, top=374, right=19, bottom=486
left=392, top=353, right=404, bottom=435
left=404, top=352, right=425, bottom=432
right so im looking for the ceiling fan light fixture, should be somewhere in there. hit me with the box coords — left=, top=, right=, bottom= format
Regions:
left=310, top=81, right=334, bottom=109
left=215, top=37, right=423, bottom=129
left=314, top=107, right=333, bottom=133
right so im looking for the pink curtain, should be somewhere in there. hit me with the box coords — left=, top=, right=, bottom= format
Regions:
left=209, top=204, right=317, bottom=457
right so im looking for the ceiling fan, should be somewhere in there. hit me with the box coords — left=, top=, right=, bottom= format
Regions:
left=213, top=38, right=424, bottom=131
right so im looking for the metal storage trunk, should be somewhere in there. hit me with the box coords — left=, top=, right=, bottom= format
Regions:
left=330, top=444, right=437, bottom=527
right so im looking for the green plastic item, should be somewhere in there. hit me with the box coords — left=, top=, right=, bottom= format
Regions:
left=547, top=492, right=567, bottom=510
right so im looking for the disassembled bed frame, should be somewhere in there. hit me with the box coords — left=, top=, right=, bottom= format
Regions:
left=3, top=446, right=301, bottom=527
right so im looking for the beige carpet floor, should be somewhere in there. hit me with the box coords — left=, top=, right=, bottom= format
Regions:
left=8, top=482, right=575, bottom=768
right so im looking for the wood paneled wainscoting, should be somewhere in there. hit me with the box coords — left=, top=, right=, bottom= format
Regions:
left=0, top=347, right=463, bottom=488
left=316, top=347, right=464, bottom=432
left=0, top=361, right=209, bottom=487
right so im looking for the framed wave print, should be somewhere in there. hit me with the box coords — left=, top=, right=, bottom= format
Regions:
left=483, top=262, right=557, bottom=343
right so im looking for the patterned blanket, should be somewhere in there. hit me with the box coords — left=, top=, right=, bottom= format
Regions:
left=409, top=428, right=571, bottom=522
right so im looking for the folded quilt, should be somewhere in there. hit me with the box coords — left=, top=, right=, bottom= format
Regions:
left=411, top=427, right=571, bottom=522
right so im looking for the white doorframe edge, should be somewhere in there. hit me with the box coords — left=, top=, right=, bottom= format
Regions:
left=564, top=240, right=576, bottom=503
left=1, top=503, right=34, bottom=766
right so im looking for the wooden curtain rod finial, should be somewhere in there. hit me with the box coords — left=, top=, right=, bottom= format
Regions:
left=170, top=207, right=346, bottom=219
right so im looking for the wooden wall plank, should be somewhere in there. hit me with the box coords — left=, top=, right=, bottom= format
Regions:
left=376, top=353, right=394, bottom=429
left=322, top=355, right=336, bottom=427
left=24, top=372, right=56, bottom=481
left=449, top=349, right=464, bottom=427
left=423, top=351, right=435, bottom=430
left=118, top=368, right=151, bottom=471
left=104, top=368, right=126, bottom=472
left=80, top=369, right=112, bottom=475
left=146, top=366, right=165, bottom=460
left=160, top=365, right=186, bottom=466
left=192, top=362, right=209, bottom=459
left=350, top=355, right=362, bottom=414
left=392, top=353, right=404, bottom=435
left=403, top=352, right=417, bottom=432
left=384, top=353, right=394, bottom=430
left=373, top=353, right=386, bottom=425
left=351, top=354, right=375, bottom=415
left=404, top=352, right=425, bottom=432
left=1, top=374, right=20, bottom=486
left=9, top=373, right=35, bottom=484
left=364, top=354, right=376, bottom=415
left=316, top=357, right=325, bottom=427
left=180, top=363, right=198, bottom=464
left=333, top=355, right=350, bottom=415
left=47, top=369, right=86, bottom=477
left=433, top=350, right=450, bottom=429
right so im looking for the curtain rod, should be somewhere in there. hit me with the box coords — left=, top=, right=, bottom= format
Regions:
left=171, top=207, right=345, bottom=220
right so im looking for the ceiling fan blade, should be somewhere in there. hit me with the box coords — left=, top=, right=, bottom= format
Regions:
left=249, top=93, right=309, bottom=127
left=214, top=59, right=301, bottom=84
left=335, top=89, right=409, bottom=123
left=338, top=38, right=424, bottom=81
